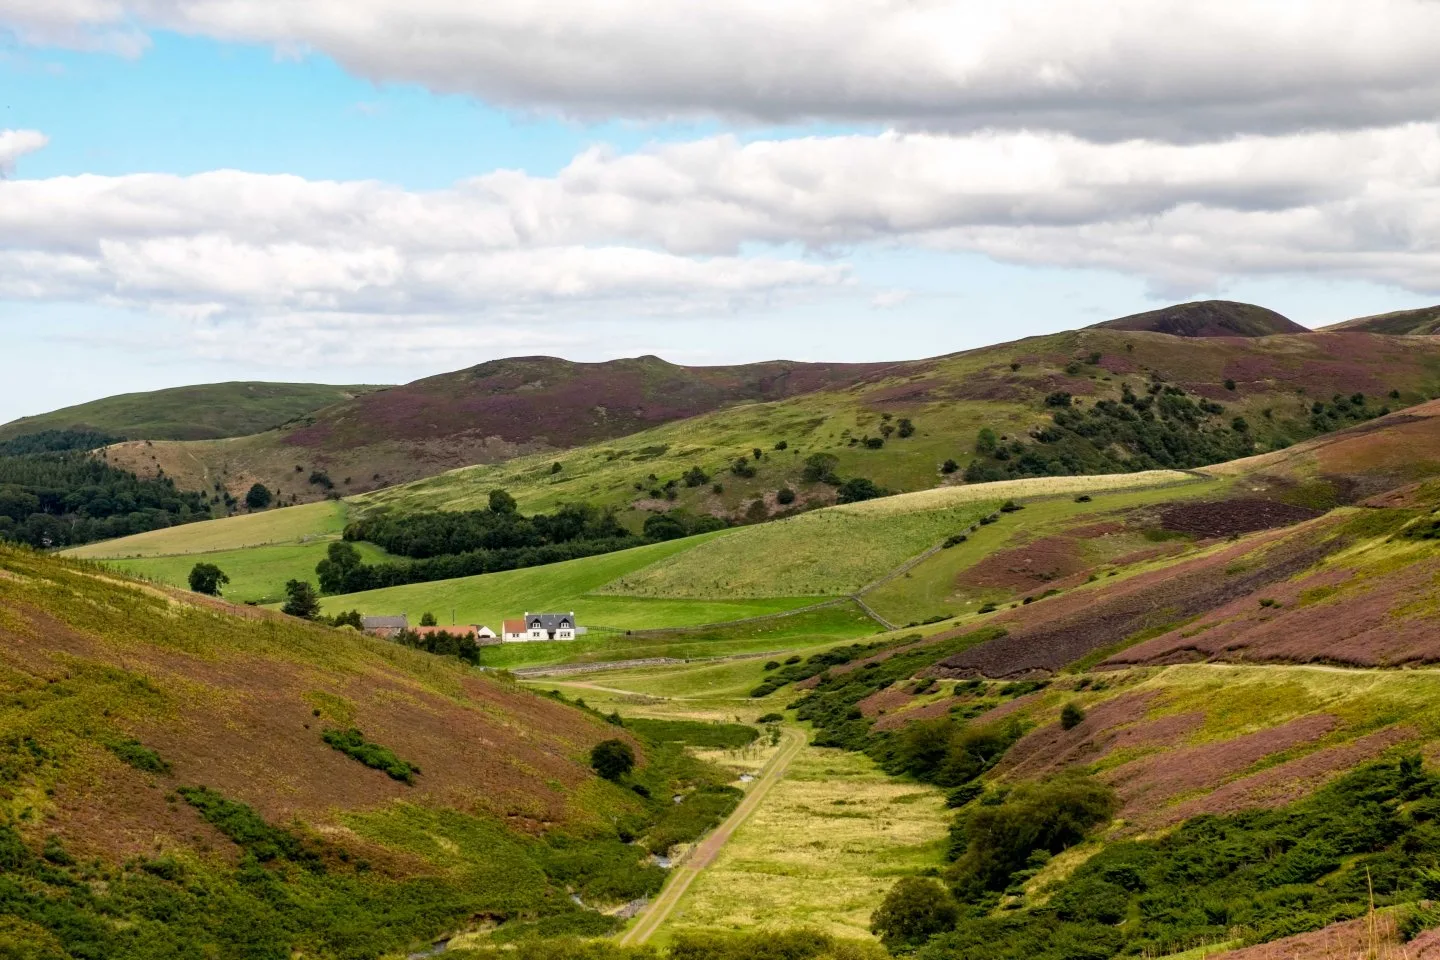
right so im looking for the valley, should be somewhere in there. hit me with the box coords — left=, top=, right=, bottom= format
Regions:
left=12, top=303, right=1440, bottom=958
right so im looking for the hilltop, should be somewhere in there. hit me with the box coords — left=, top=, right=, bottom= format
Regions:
left=1089, top=299, right=1309, bottom=337
left=0, top=381, right=385, bottom=443
left=0, top=546, right=746, bottom=957
left=356, top=327, right=1440, bottom=523
left=1323, top=304, right=1440, bottom=335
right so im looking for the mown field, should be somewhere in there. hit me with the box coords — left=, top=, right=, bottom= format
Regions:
left=66, top=499, right=350, bottom=558
left=107, top=539, right=394, bottom=605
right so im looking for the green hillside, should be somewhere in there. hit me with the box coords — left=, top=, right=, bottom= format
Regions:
left=108, top=539, right=396, bottom=605
left=1323, top=304, right=1440, bottom=335
left=67, top=499, right=350, bottom=559
left=0, top=381, right=385, bottom=442
left=355, top=327, right=1440, bottom=526
left=0, top=546, right=745, bottom=958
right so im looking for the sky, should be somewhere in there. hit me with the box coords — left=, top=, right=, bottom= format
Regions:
left=5, top=2, right=1440, bottom=424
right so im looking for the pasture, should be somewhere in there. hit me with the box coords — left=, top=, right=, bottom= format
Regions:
left=66, top=500, right=348, bottom=559
left=109, top=539, right=393, bottom=605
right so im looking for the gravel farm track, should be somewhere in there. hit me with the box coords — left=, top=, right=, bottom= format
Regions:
left=618, top=727, right=807, bottom=946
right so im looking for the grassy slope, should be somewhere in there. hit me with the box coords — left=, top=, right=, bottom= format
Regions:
left=0, top=381, right=384, bottom=442
left=65, top=499, right=350, bottom=559
left=355, top=329, right=1440, bottom=526
left=101, top=356, right=889, bottom=508
left=0, top=545, right=675, bottom=957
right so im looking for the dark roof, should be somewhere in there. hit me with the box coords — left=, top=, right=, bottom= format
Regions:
left=361, top=615, right=408, bottom=630
left=525, top=612, right=576, bottom=630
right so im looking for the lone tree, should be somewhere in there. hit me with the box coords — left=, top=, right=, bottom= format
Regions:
left=281, top=579, right=322, bottom=620
left=1060, top=702, right=1086, bottom=730
left=245, top=483, right=272, bottom=511
left=420, top=612, right=438, bottom=627
left=488, top=489, right=518, bottom=514
left=188, top=562, right=230, bottom=596
left=870, top=877, right=959, bottom=949
left=590, top=739, right=635, bottom=781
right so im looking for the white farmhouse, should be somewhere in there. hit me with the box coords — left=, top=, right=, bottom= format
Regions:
left=501, top=612, right=580, bottom=642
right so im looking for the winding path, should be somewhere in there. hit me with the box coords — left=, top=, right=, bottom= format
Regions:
left=618, top=726, right=808, bottom=946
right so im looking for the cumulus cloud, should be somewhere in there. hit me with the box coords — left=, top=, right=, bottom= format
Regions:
left=0, top=129, right=48, bottom=174
left=8, top=121, right=1440, bottom=342
left=8, top=0, right=1440, bottom=137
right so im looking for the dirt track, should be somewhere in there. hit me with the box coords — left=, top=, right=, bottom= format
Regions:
left=618, top=726, right=807, bottom=945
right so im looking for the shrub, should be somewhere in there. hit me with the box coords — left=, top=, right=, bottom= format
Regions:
left=774, top=440, right=788, bottom=450
left=756, top=713, right=784, bottom=724
left=999, top=500, right=1023, bottom=513
left=975, top=428, right=999, bottom=455
left=941, top=458, right=959, bottom=474
left=322, top=728, right=420, bottom=784
left=591, top=739, right=635, bottom=781
left=730, top=458, right=757, bottom=478
left=836, top=477, right=885, bottom=503
left=1045, top=392, right=1073, bottom=407
left=1074, top=494, right=1092, bottom=503
left=802, top=453, right=841, bottom=484
left=1224, top=378, right=1237, bottom=390
left=106, top=738, right=171, bottom=774
left=308, top=470, right=333, bottom=489
left=683, top=465, right=710, bottom=487
left=897, top=418, right=915, bottom=438
left=764, top=661, right=781, bottom=671
left=947, top=775, right=1117, bottom=898
left=1060, top=702, right=1085, bottom=730
left=871, top=877, right=959, bottom=949
left=419, top=611, right=438, bottom=626
left=244, top=483, right=272, bottom=510
left=188, top=562, right=229, bottom=596
left=550, top=462, right=563, bottom=474
left=776, top=487, right=796, bottom=505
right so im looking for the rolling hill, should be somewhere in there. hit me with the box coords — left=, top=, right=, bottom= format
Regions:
left=0, top=381, right=385, bottom=442
left=0, top=545, right=745, bottom=957
left=355, top=324, right=1440, bottom=524
left=101, top=355, right=894, bottom=507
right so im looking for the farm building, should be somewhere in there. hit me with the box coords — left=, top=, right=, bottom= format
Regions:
left=502, top=612, right=581, bottom=642
left=361, top=614, right=408, bottom=637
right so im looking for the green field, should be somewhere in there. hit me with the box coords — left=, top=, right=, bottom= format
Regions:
left=602, top=501, right=999, bottom=600
left=67, top=500, right=350, bottom=559
left=108, top=539, right=394, bottom=605
left=315, top=532, right=828, bottom=632
left=0, top=381, right=384, bottom=442
left=483, top=603, right=880, bottom=671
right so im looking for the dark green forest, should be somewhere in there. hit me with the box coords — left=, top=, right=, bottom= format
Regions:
left=0, top=432, right=211, bottom=548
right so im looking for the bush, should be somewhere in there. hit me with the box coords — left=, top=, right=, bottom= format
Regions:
left=756, top=713, right=784, bottom=724
left=776, top=487, right=796, bottom=505
left=683, top=466, right=710, bottom=487
left=188, top=562, right=229, bottom=596
left=419, top=611, right=438, bottom=626
left=1060, top=702, right=1085, bottom=730
left=1224, top=378, right=1237, bottom=390
left=836, top=477, right=886, bottom=504
left=941, top=458, right=959, bottom=474
left=730, top=458, right=757, bottom=478
left=872, top=877, right=959, bottom=949
left=764, top=660, right=781, bottom=671
left=774, top=440, right=788, bottom=451
left=943, top=534, right=968, bottom=548
left=322, top=728, right=420, bottom=784
left=105, top=738, right=171, bottom=774
left=947, top=775, right=1117, bottom=898
left=245, top=483, right=272, bottom=510
left=591, top=739, right=636, bottom=781
left=897, top=418, right=915, bottom=438
left=801, top=453, right=840, bottom=484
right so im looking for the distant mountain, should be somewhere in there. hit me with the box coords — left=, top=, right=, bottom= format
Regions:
left=1323, top=304, right=1440, bottom=335
left=0, top=381, right=387, bottom=443
left=1091, top=300, right=1309, bottom=338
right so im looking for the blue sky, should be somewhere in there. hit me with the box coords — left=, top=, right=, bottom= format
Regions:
left=3, top=4, right=1440, bottom=424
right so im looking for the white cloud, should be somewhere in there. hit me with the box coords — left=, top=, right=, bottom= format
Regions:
left=9, top=121, right=1440, bottom=347
left=9, top=1, right=1440, bottom=137
left=0, top=129, right=48, bottom=174
left=871, top=289, right=911, bottom=310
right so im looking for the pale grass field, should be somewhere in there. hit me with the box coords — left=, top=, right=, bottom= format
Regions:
left=65, top=500, right=348, bottom=558
left=832, top=469, right=1200, bottom=517
left=654, top=744, right=951, bottom=945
